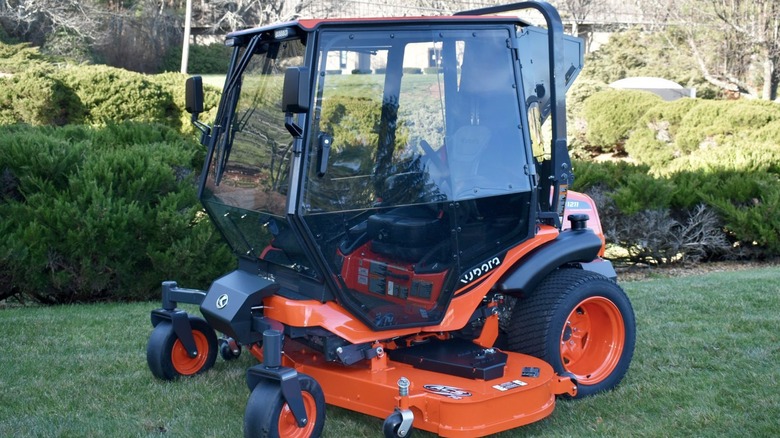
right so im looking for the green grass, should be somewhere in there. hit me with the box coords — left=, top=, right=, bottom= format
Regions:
left=1, top=267, right=778, bottom=437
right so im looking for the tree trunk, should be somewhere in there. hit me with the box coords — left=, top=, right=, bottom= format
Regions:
left=181, top=0, right=192, bottom=74
left=763, top=56, right=777, bottom=101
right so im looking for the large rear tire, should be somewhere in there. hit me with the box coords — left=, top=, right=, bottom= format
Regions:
left=506, top=268, right=635, bottom=398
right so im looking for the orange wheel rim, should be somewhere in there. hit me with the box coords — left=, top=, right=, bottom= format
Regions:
left=278, top=392, right=317, bottom=438
left=171, top=331, right=209, bottom=375
left=560, top=296, right=625, bottom=385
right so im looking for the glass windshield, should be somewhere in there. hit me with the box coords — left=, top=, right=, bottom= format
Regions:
left=300, top=27, right=533, bottom=329
left=302, top=30, right=531, bottom=213
left=201, top=36, right=315, bottom=275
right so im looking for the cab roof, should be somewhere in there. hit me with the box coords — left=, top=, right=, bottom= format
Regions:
left=226, top=14, right=531, bottom=41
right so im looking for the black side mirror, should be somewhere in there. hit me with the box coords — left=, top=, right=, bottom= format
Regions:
left=281, top=67, right=309, bottom=113
left=185, top=76, right=204, bottom=115
left=185, top=76, right=210, bottom=141
left=282, top=67, right=309, bottom=139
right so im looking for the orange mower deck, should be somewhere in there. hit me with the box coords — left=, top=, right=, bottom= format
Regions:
left=249, top=341, right=577, bottom=437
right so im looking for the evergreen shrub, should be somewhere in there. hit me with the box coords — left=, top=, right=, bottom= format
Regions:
left=751, top=120, right=780, bottom=144
left=148, top=72, right=221, bottom=137
left=662, top=140, right=780, bottom=176
left=582, top=89, right=662, bottom=153
left=589, top=185, right=730, bottom=264
left=568, top=79, right=608, bottom=115
left=161, top=43, right=232, bottom=74
left=567, top=79, right=608, bottom=158
left=705, top=180, right=780, bottom=256
left=672, top=100, right=780, bottom=154
left=697, top=171, right=780, bottom=256
left=609, top=172, right=675, bottom=214
left=0, top=62, right=221, bottom=134
left=623, top=97, right=698, bottom=168
left=573, top=160, right=650, bottom=192
left=608, top=97, right=780, bottom=176
left=0, top=123, right=233, bottom=304
left=320, top=96, right=381, bottom=150
left=0, top=41, right=49, bottom=74
left=621, top=129, right=674, bottom=168
left=0, top=67, right=83, bottom=125
left=54, top=65, right=178, bottom=126
left=573, top=160, right=780, bottom=263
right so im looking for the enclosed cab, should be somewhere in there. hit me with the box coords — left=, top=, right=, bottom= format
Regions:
left=196, top=13, right=586, bottom=330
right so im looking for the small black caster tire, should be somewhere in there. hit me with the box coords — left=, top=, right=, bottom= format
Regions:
left=244, top=373, right=325, bottom=438
left=219, top=338, right=242, bottom=361
left=146, top=316, right=217, bottom=380
left=383, top=411, right=414, bottom=438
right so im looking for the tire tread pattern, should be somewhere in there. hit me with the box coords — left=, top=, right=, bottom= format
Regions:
left=505, top=268, right=635, bottom=397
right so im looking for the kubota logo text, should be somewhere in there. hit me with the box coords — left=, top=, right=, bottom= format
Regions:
left=423, top=385, right=472, bottom=399
left=460, top=256, right=501, bottom=284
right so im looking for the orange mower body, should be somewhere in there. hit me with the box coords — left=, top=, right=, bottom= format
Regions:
left=146, top=2, right=636, bottom=437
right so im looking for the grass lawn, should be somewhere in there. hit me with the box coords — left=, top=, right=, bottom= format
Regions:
left=1, top=267, right=778, bottom=437
left=199, top=74, right=226, bottom=89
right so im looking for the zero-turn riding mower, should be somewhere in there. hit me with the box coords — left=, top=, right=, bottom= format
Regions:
left=146, top=1, right=636, bottom=436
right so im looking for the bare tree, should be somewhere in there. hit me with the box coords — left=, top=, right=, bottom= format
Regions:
left=194, top=0, right=454, bottom=32
left=659, top=0, right=779, bottom=100
left=710, top=0, right=779, bottom=100
left=0, top=0, right=185, bottom=71
left=0, top=0, right=103, bottom=49
left=199, top=0, right=316, bottom=31
left=205, top=0, right=259, bottom=30
left=560, top=0, right=598, bottom=37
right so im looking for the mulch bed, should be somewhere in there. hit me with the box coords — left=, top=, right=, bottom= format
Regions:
left=615, top=258, right=780, bottom=282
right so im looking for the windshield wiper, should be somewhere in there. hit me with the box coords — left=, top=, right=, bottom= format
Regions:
left=214, top=35, right=267, bottom=185
left=233, top=43, right=280, bottom=134
left=214, top=82, right=241, bottom=185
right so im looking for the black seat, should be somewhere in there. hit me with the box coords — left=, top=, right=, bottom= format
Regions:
left=367, top=206, right=447, bottom=263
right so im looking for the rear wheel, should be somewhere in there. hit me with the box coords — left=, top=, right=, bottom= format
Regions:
left=506, top=269, right=635, bottom=398
left=146, top=317, right=217, bottom=380
left=244, top=373, right=325, bottom=438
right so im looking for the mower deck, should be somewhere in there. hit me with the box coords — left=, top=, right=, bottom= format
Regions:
left=262, top=339, right=576, bottom=437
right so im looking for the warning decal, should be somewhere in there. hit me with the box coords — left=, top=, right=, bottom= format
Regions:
left=492, top=380, right=528, bottom=392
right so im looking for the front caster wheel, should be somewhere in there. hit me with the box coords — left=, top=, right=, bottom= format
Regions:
left=146, top=316, right=217, bottom=380
left=244, top=373, right=325, bottom=438
left=506, top=269, right=636, bottom=398
left=383, top=411, right=414, bottom=438
left=219, top=337, right=242, bottom=361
